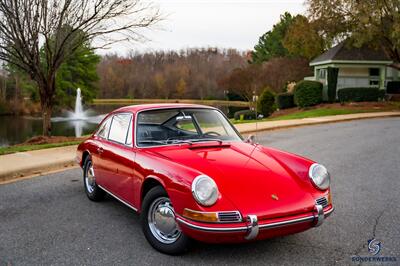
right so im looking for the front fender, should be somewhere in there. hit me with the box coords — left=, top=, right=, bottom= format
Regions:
left=135, top=151, right=239, bottom=215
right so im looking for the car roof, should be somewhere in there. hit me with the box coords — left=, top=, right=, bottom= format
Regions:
left=113, top=103, right=216, bottom=113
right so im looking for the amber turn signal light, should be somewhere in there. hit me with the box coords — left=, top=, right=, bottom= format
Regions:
left=327, top=191, right=332, bottom=205
left=182, top=208, right=219, bottom=223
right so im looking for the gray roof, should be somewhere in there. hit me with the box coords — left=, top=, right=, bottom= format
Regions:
left=310, top=42, right=392, bottom=65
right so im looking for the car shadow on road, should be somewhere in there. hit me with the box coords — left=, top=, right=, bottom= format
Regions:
left=100, top=194, right=340, bottom=265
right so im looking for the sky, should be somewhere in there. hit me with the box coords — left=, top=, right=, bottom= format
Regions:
left=99, top=0, right=306, bottom=55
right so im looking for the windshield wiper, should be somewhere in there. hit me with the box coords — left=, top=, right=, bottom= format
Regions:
left=138, top=139, right=193, bottom=145
left=165, top=139, right=193, bottom=145
left=188, top=138, right=223, bottom=144
left=138, top=140, right=167, bottom=145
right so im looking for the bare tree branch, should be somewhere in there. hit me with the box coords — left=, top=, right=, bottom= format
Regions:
left=0, top=0, right=161, bottom=135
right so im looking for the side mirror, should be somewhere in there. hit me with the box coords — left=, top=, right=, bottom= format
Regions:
left=245, top=135, right=256, bottom=145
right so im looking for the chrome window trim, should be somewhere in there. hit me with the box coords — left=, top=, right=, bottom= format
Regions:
left=108, top=112, right=134, bottom=147
left=95, top=115, right=113, bottom=140
left=98, top=185, right=138, bottom=212
left=133, top=106, right=243, bottom=149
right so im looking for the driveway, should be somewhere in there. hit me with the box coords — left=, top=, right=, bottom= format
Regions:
left=1, top=117, right=399, bottom=265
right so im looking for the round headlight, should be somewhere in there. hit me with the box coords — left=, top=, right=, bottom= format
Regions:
left=191, top=175, right=219, bottom=206
left=309, top=163, right=330, bottom=190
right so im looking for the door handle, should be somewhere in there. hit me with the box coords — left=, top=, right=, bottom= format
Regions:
left=97, top=147, right=104, bottom=154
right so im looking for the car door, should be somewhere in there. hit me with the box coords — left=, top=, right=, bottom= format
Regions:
left=91, top=116, right=113, bottom=186
left=101, top=113, right=136, bottom=204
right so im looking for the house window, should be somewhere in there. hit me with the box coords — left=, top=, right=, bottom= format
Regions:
left=369, top=80, right=379, bottom=86
left=318, top=69, right=326, bottom=79
left=369, top=68, right=380, bottom=77
left=369, top=68, right=380, bottom=87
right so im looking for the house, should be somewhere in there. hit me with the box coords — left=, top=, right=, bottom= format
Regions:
left=306, top=42, right=399, bottom=99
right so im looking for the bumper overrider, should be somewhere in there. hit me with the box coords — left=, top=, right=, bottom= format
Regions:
left=176, top=204, right=334, bottom=242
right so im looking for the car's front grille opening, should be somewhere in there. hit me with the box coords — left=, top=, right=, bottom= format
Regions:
left=218, top=211, right=242, bottom=223
left=316, top=196, right=328, bottom=208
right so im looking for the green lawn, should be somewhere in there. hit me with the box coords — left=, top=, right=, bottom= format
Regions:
left=0, top=141, right=81, bottom=156
left=231, top=108, right=374, bottom=124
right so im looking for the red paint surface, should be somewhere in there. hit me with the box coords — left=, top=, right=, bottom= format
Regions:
left=77, top=104, right=333, bottom=243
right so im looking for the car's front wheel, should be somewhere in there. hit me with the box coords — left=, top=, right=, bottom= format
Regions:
left=140, top=186, right=191, bottom=254
left=83, top=157, right=106, bottom=201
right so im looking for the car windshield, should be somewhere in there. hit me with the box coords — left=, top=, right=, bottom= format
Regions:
left=136, top=108, right=242, bottom=147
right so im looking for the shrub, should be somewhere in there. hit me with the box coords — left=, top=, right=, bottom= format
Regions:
left=294, top=80, right=323, bottom=107
left=234, top=109, right=257, bottom=120
left=257, top=88, right=276, bottom=117
left=276, top=93, right=295, bottom=109
left=387, top=81, right=400, bottom=94
left=337, top=87, right=383, bottom=103
left=228, top=106, right=247, bottom=118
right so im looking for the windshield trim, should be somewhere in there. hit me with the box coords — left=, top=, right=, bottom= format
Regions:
left=134, top=107, right=243, bottom=149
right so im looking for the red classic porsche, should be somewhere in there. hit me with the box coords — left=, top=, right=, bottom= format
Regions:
left=76, top=104, right=333, bottom=254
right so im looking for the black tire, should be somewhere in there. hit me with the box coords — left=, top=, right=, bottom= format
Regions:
left=83, top=156, right=106, bottom=201
left=140, top=186, right=191, bottom=254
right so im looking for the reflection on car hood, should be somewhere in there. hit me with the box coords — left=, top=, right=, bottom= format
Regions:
left=149, top=142, right=316, bottom=219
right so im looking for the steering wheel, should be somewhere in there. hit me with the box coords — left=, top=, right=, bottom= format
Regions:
left=203, top=131, right=221, bottom=137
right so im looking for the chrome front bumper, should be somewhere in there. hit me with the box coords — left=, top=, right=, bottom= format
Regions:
left=176, top=205, right=334, bottom=240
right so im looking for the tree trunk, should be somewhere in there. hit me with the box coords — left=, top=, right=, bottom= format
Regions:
left=38, top=77, right=55, bottom=137
left=42, top=100, right=52, bottom=137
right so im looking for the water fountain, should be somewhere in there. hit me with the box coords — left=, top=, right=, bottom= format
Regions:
left=50, top=88, right=105, bottom=137
left=70, top=88, right=86, bottom=120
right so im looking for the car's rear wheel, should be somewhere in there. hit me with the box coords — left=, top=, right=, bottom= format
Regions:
left=83, top=157, right=106, bottom=201
left=141, top=186, right=191, bottom=254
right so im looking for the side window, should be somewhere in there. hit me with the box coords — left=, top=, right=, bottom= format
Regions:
left=97, top=117, right=112, bottom=139
left=108, top=114, right=132, bottom=144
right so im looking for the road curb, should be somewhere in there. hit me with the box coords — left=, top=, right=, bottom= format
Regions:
left=237, top=112, right=400, bottom=134
left=0, top=160, right=77, bottom=184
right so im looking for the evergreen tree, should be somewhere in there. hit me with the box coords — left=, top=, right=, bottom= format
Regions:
left=251, top=12, right=294, bottom=64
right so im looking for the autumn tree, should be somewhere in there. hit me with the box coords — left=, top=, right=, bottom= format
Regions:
left=96, top=48, right=247, bottom=100
left=219, top=57, right=312, bottom=99
left=154, top=73, right=167, bottom=98
left=218, top=65, right=264, bottom=101
left=251, top=12, right=294, bottom=64
left=175, top=78, right=187, bottom=98
left=262, top=57, right=313, bottom=92
left=283, top=15, right=326, bottom=60
left=307, top=0, right=400, bottom=68
left=0, top=0, right=160, bottom=136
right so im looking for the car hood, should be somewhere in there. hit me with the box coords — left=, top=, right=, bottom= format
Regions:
left=148, top=142, right=316, bottom=219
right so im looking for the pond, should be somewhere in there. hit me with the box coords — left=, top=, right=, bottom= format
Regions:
left=0, top=104, right=247, bottom=147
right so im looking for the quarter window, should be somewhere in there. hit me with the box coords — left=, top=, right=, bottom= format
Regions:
left=108, top=114, right=132, bottom=144
left=97, top=117, right=112, bottom=139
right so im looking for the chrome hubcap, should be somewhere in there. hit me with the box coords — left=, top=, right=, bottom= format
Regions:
left=148, top=197, right=181, bottom=244
left=85, top=163, right=96, bottom=193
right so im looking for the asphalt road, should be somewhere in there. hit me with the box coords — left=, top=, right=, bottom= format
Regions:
left=1, top=117, right=399, bottom=265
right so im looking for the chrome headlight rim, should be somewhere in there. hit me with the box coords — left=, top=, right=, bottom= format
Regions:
left=191, top=175, right=219, bottom=206
left=308, top=163, right=330, bottom=190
